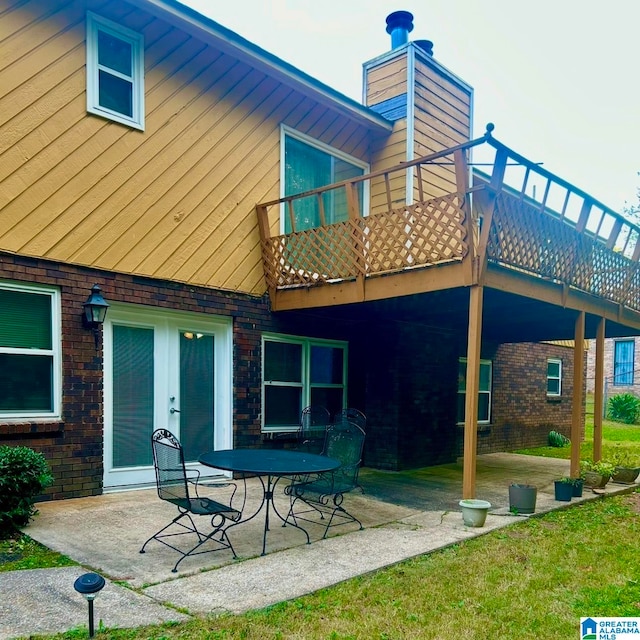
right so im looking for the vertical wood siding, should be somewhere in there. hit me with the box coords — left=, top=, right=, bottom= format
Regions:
left=412, top=53, right=472, bottom=199
left=0, top=0, right=377, bottom=295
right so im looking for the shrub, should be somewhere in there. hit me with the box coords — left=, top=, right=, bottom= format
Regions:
left=607, top=393, right=640, bottom=424
left=548, top=430, right=570, bottom=447
left=0, top=446, right=53, bottom=535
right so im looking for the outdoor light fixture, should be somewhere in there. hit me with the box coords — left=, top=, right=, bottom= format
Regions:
left=82, top=284, right=109, bottom=349
left=73, top=572, right=106, bottom=637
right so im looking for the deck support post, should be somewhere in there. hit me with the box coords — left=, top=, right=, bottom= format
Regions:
left=462, top=285, right=484, bottom=499
left=570, top=311, right=585, bottom=478
left=593, top=317, right=605, bottom=462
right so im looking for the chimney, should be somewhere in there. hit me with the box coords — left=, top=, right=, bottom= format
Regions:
left=385, top=11, right=414, bottom=49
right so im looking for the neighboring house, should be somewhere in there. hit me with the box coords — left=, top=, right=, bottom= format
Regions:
left=2, top=2, right=638, bottom=501
left=587, top=336, right=640, bottom=398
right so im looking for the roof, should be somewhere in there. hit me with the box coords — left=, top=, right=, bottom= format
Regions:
left=131, top=0, right=394, bottom=132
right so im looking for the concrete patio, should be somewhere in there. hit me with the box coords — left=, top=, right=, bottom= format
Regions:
left=1, top=453, right=636, bottom=639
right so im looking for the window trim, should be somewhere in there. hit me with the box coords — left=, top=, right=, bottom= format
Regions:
left=0, top=282, right=61, bottom=420
left=546, top=357, right=562, bottom=397
left=613, top=339, right=635, bottom=386
left=86, top=12, right=145, bottom=130
left=262, top=333, right=348, bottom=432
left=457, top=358, right=492, bottom=425
left=279, top=125, right=370, bottom=234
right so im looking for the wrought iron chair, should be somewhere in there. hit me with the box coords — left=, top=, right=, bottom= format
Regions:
left=335, top=407, right=367, bottom=432
left=298, top=405, right=332, bottom=453
left=140, top=429, right=243, bottom=573
left=285, top=419, right=366, bottom=538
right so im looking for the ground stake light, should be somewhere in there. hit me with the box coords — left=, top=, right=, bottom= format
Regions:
left=73, top=572, right=106, bottom=637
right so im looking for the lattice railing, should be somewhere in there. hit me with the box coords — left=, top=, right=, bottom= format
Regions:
left=261, top=193, right=467, bottom=289
left=487, top=193, right=640, bottom=311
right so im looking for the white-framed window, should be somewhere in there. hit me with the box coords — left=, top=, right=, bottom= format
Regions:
left=547, top=358, right=562, bottom=396
left=613, top=340, right=634, bottom=386
left=280, top=126, right=369, bottom=233
left=0, top=282, right=61, bottom=419
left=86, top=12, right=145, bottom=130
left=457, top=358, right=492, bottom=424
left=262, top=334, right=347, bottom=431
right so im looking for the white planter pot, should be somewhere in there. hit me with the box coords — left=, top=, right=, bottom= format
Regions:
left=459, top=499, right=491, bottom=527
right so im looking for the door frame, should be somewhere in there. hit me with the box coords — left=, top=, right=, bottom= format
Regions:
left=102, top=303, right=233, bottom=490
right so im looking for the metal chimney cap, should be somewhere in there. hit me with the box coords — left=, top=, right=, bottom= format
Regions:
left=385, top=11, right=414, bottom=35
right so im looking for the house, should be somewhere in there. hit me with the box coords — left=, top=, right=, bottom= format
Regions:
left=2, top=1, right=639, bottom=501
left=587, top=335, right=640, bottom=400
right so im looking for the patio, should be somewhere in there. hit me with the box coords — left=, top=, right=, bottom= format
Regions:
left=3, top=453, right=635, bottom=639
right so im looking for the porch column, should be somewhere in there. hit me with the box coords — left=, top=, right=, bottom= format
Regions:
left=570, top=311, right=585, bottom=478
left=593, top=317, right=605, bottom=462
left=463, top=285, right=483, bottom=498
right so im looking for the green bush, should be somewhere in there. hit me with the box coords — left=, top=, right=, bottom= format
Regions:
left=0, top=446, right=53, bottom=535
left=548, top=430, right=570, bottom=447
left=607, top=393, right=640, bottom=424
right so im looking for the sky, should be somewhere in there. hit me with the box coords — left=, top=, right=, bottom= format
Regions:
left=184, top=0, right=640, bottom=212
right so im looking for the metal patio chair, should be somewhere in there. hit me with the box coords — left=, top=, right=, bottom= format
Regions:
left=285, top=419, right=366, bottom=538
left=140, top=428, right=243, bottom=573
left=298, top=405, right=332, bottom=453
left=335, top=407, right=367, bottom=432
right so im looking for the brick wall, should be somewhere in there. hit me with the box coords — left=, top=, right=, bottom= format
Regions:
left=586, top=336, right=640, bottom=401
left=461, top=342, right=584, bottom=456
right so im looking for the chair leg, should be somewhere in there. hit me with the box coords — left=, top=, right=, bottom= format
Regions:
left=140, top=510, right=236, bottom=573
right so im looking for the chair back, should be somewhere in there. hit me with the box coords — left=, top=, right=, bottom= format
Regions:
left=323, top=419, right=366, bottom=490
left=299, top=405, right=331, bottom=452
left=151, top=429, right=190, bottom=507
left=335, top=408, right=366, bottom=431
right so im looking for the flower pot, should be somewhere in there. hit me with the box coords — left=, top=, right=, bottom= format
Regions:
left=572, top=479, right=584, bottom=497
left=459, top=499, right=491, bottom=527
left=508, top=483, right=537, bottom=514
left=612, top=466, right=640, bottom=484
left=583, top=471, right=609, bottom=489
left=554, top=480, right=573, bottom=502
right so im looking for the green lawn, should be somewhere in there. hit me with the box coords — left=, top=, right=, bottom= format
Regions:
left=516, top=395, right=640, bottom=465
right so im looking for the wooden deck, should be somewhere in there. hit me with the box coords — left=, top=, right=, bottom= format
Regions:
left=257, top=129, right=640, bottom=317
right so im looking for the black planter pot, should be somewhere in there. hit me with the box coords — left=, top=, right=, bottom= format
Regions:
left=508, top=483, right=537, bottom=514
left=554, top=480, right=573, bottom=502
left=572, top=479, right=584, bottom=497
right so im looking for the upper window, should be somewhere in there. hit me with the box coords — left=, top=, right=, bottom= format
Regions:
left=282, top=128, right=368, bottom=233
left=547, top=358, right=562, bottom=396
left=262, top=335, right=347, bottom=431
left=86, top=13, right=145, bottom=130
left=0, top=283, right=61, bottom=419
left=457, top=359, right=492, bottom=424
left=613, top=340, right=635, bottom=386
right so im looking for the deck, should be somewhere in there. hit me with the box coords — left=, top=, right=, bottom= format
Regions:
left=257, top=128, right=640, bottom=320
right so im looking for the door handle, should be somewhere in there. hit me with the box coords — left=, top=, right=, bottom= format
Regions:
left=170, top=408, right=181, bottom=414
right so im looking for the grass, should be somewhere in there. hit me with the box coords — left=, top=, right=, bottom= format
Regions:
left=0, top=533, right=75, bottom=572
left=516, top=395, right=640, bottom=464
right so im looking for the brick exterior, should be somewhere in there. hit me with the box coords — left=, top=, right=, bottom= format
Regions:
left=1, top=254, right=585, bottom=499
left=467, top=342, right=584, bottom=456
left=586, top=337, right=640, bottom=400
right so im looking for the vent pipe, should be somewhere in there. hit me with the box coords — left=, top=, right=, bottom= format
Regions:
left=385, top=11, right=414, bottom=49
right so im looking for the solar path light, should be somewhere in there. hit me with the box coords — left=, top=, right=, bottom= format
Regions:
left=73, top=572, right=106, bottom=637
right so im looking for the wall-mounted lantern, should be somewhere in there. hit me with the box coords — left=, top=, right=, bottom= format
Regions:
left=82, top=284, right=109, bottom=349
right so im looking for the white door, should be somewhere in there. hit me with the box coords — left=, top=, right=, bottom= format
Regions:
left=103, top=305, right=232, bottom=489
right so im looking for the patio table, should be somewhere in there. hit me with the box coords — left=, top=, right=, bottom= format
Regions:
left=199, top=448, right=340, bottom=555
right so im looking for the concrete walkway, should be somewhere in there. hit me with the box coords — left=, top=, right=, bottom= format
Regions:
left=1, top=453, right=636, bottom=639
